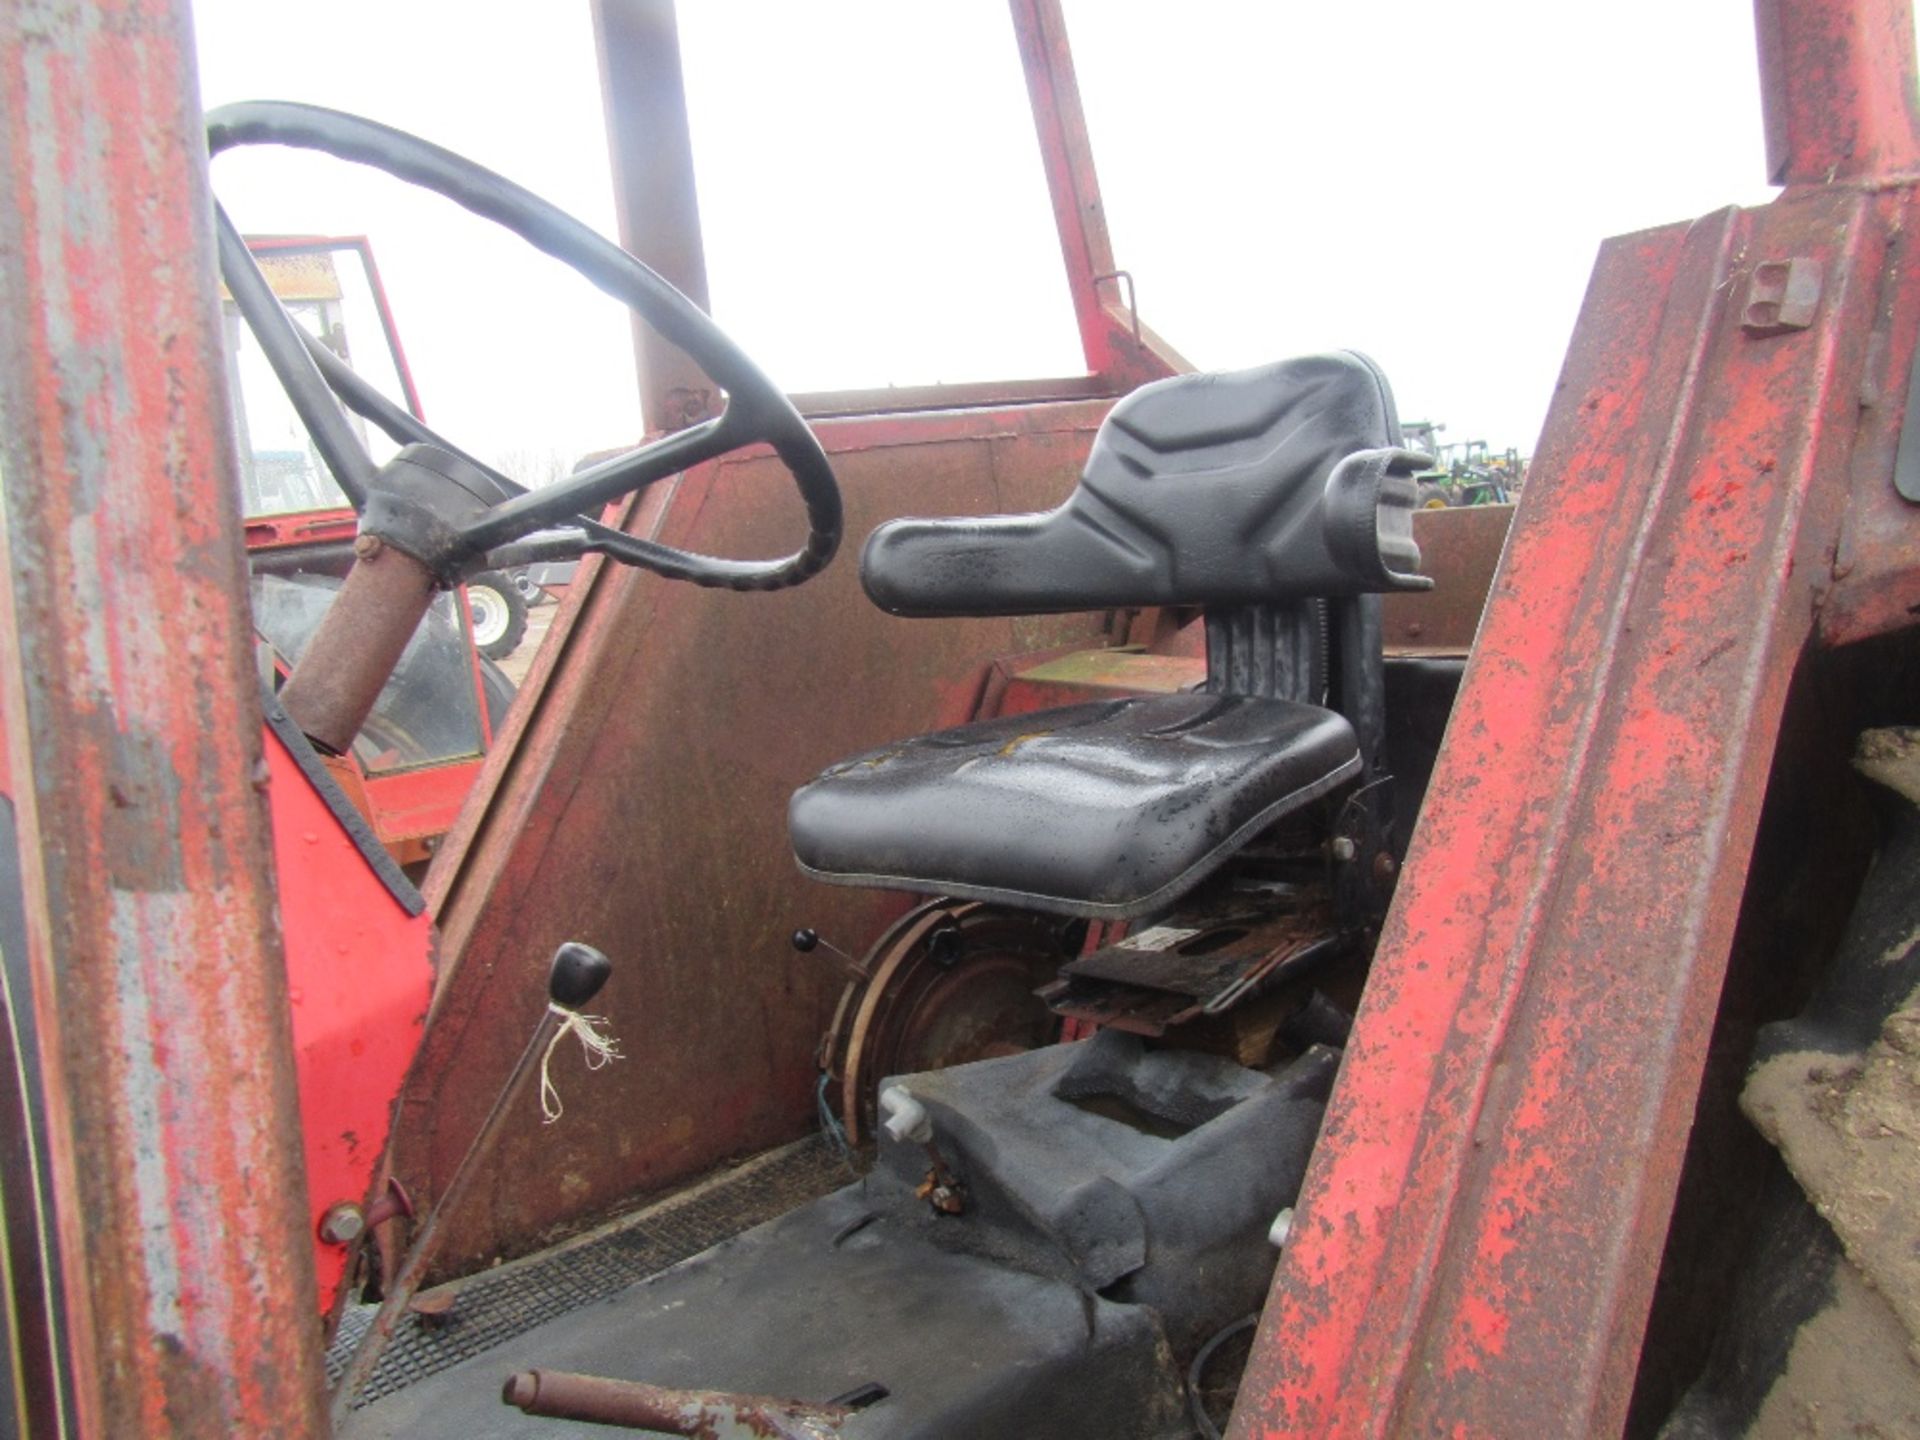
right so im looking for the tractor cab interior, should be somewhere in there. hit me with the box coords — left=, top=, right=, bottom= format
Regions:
left=5, top=1, right=1919, bottom=1437
left=312, top=323, right=1444, bottom=1438
left=209, top=72, right=1470, bottom=1432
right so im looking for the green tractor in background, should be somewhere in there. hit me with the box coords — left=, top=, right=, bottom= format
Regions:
left=1403, top=419, right=1525, bottom=507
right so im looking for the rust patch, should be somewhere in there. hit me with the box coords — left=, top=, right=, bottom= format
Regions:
left=997, top=730, right=1053, bottom=757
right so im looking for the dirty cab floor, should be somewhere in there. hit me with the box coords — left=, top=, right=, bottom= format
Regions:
left=340, top=1033, right=1334, bottom=1440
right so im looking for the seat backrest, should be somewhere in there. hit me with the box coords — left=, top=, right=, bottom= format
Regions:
left=859, top=351, right=1432, bottom=623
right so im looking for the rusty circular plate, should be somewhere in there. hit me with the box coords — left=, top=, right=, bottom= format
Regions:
left=824, top=900, right=1081, bottom=1143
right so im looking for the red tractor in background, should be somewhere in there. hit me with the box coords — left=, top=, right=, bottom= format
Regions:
left=0, top=1, right=1917, bottom=1437
left=233, top=237, right=522, bottom=871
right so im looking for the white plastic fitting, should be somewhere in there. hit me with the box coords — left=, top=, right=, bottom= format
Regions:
left=879, top=1085, right=934, bottom=1146
left=1268, top=1205, right=1295, bottom=1248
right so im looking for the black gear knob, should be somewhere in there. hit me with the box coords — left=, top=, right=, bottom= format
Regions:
left=548, top=942, right=611, bottom=1010
left=791, top=928, right=819, bottom=953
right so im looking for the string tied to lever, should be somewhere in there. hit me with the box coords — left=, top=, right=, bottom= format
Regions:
left=539, top=1004, right=623, bottom=1123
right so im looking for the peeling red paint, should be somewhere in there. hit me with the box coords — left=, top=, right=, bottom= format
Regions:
left=0, top=1, right=330, bottom=1432
left=1231, top=157, right=1920, bottom=1437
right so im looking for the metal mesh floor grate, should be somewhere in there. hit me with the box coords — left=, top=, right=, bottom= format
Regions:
left=328, top=1136, right=855, bottom=1405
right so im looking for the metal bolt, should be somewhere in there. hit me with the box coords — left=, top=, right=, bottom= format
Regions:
left=1373, top=851, right=1399, bottom=883
left=319, top=1202, right=366, bottom=1245
left=363, top=1177, right=415, bottom=1230
left=352, top=532, right=384, bottom=560
left=1330, top=837, right=1358, bottom=863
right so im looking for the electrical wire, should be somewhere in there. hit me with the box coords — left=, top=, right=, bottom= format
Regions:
left=1187, top=1313, right=1259, bottom=1440
left=815, top=1071, right=857, bottom=1175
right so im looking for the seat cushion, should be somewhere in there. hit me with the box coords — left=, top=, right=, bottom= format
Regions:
left=790, top=693, right=1360, bottom=920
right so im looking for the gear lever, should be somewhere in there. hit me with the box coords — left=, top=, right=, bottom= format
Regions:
left=329, top=942, right=614, bottom=1424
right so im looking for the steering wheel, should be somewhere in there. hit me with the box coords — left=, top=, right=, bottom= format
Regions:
left=205, top=101, right=841, bottom=593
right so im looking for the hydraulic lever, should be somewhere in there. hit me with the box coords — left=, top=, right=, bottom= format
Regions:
left=329, top=942, right=614, bottom=1425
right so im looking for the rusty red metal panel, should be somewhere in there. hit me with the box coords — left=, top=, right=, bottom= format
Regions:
left=794, top=373, right=1117, bottom=421
left=591, top=0, right=715, bottom=434
left=1229, top=181, right=1908, bottom=1436
left=1380, top=504, right=1514, bottom=655
left=360, top=760, right=493, bottom=846
left=1755, top=0, right=1920, bottom=184
left=988, top=646, right=1206, bottom=718
left=1008, top=0, right=1188, bottom=389
left=1008, top=0, right=1119, bottom=377
left=1825, top=437, right=1920, bottom=642
left=395, top=399, right=1121, bottom=1276
left=1822, top=225, right=1920, bottom=642
left=0, top=2, right=329, bottom=1434
left=244, top=511, right=362, bottom=552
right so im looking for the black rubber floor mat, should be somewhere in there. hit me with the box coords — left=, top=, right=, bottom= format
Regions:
left=328, top=1136, right=854, bottom=1405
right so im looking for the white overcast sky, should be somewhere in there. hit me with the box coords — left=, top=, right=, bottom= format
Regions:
left=192, top=1, right=1805, bottom=483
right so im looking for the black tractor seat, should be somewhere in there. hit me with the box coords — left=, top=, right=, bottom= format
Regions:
left=790, top=693, right=1360, bottom=920
left=791, top=351, right=1428, bottom=922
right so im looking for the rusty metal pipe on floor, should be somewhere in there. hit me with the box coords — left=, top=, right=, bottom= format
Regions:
left=502, top=1369, right=852, bottom=1438
left=278, top=539, right=438, bottom=754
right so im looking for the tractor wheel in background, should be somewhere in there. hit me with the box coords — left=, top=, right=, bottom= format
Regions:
left=464, top=570, right=527, bottom=661
left=1417, top=482, right=1453, bottom=509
